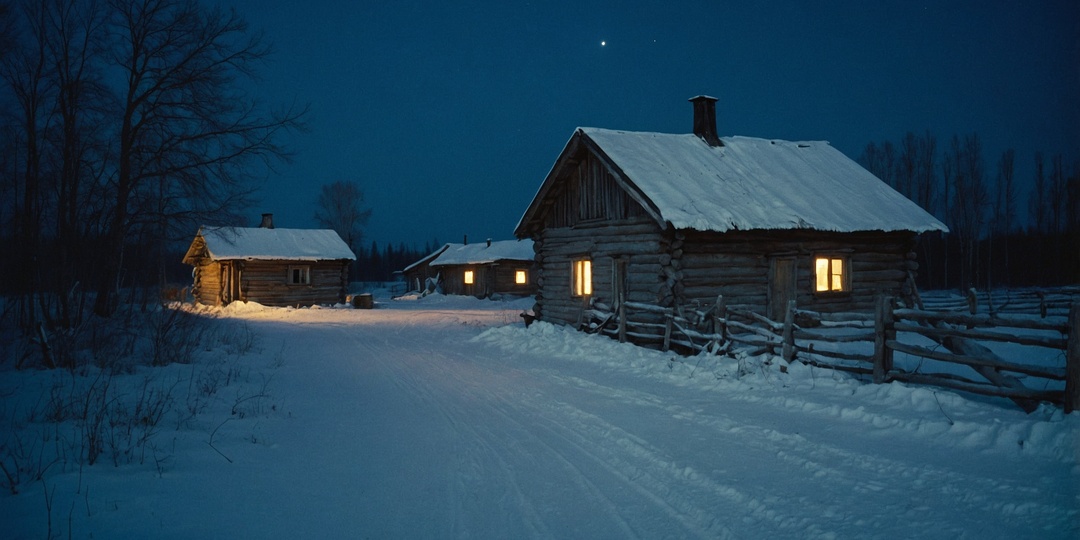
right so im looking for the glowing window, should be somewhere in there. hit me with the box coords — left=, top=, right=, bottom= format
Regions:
left=572, top=259, right=592, bottom=297
left=464, top=270, right=474, bottom=285
left=815, top=257, right=846, bottom=292
left=515, top=270, right=527, bottom=285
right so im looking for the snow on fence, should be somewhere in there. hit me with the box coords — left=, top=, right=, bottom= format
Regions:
left=580, top=290, right=1080, bottom=413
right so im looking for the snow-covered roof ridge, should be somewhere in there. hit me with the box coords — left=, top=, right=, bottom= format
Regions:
left=429, top=239, right=534, bottom=267
left=578, top=127, right=948, bottom=234
left=196, top=226, right=356, bottom=261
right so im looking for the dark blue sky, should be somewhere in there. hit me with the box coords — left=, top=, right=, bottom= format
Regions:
left=227, top=0, right=1079, bottom=247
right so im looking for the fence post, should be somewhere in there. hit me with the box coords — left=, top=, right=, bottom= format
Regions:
left=714, top=295, right=727, bottom=344
left=617, top=300, right=627, bottom=343
left=1065, top=302, right=1080, bottom=413
left=873, top=295, right=889, bottom=384
left=662, top=308, right=674, bottom=352
left=782, top=299, right=796, bottom=363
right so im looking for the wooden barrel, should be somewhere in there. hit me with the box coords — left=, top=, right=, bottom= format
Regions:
left=353, top=293, right=374, bottom=309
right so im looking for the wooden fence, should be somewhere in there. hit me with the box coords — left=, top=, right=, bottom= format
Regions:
left=582, top=290, right=1080, bottom=412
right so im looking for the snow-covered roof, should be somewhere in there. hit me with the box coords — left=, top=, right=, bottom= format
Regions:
left=186, top=226, right=356, bottom=262
left=402, top=244, right=451, bottom=273
left=429, top=240, right=534, bottom=267
left=517, top=128, right=947, bottom=235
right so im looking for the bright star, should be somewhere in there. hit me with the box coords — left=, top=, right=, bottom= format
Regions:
left=601, top=40, right=606, bottom=47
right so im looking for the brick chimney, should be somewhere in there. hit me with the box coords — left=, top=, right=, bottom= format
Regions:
left=689, top=95, right=722, bottom=147
left=260, top=213, right=274, bottom=229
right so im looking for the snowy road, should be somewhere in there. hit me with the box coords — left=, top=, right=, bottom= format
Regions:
left=6, top=296, right=1077, bottom=539
left=211, top=298, right=1076, bottom=539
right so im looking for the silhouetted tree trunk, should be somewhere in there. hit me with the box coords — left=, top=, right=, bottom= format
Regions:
left=47, top=0, right=110, bottom=327
left=1, top=1, right=50, bottom=329
left=990, top=149, right=1017, bottom=288
left=945, top=134, right=988, bottom=291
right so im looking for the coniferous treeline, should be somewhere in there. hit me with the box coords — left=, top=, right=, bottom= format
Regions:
left=859, top=132, right=1079, bottom=291
left=354, top=240, right=442, bottom=282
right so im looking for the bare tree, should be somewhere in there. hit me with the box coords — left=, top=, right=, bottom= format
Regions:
left=314, top=180, right=371, bottom=278
left=44, top=0, right=111, bottom=327
left=946, top=133, right=988, bottom=290
left=859, top=140, right=897, bottom=192
left=914, top=131, right=938, bottom=217
left=1029, top=152, right=1049, bottom=234
left=1, top=0, right=52, bottom=328
left=1048, top=154, right=1067, bottom=234
left=989, top=149, right=1017, bottom=287
left=896, top=132, right=918, bottom=200
left=93, top=0, right=305, bottom=315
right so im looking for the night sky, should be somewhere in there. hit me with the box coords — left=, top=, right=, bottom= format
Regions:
left=226, top=0, right=1079, bottom=248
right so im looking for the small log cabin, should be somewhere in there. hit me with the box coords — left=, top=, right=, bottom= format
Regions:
left=403, top=239, right=536, bottom=298
left=401, top=244, right=450, bottom=294
left=182, top=215, right=355, bottom=307
left=514, top=96, right=947, bottom=340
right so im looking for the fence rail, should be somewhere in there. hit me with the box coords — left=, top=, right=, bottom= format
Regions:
left=580, top=289, right=1080, bottom=412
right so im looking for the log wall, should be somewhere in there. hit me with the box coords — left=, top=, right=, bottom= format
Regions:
left=192, top=259, right=350, bottom=307
left=437, top=262, right=537, bottom=298
left=533, top=223, right=919, bottom=337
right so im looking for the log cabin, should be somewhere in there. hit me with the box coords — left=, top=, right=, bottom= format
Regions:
left=514, top=96, right=948, bottom=341
left=403, top=239, right=536, bottom=299
left=401, top=243, right=450, bottom=294
left=182, top=214, right=355, bottom=307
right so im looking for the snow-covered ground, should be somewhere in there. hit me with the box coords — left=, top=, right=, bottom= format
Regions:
left=3, top=292, right=1078, bottom=539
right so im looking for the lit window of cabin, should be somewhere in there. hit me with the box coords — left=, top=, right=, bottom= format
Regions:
left=515, top=270, right=527, bottom=285
left=572, top=259, right=592, bottom=297
left=814, top=257, right=846, bottom=292
left=464, top=270, right=474, bottom=285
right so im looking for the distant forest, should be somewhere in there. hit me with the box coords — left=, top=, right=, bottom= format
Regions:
left=353, top=241, right=441, bottom=283
left=858, top=131, right=1079, bottom=291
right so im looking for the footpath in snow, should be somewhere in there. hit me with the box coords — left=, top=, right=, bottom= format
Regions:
left=3, top=293, right=1078, bottom=539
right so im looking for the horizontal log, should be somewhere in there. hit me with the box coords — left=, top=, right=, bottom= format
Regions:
left=892, top=322, right=1067, bottom=350
left=886, top=340, right=1066, bottom=380
left=793, top=329, right=876, bottom=343
left=894, top=309, right=1067, bottom=332
left=852, top=269, right=907, bottom=283
left=795, top=344, right=873, bottom=362
left=793, top=309, right=874, bottom=323
left=798, top=357, right=875, bottom=375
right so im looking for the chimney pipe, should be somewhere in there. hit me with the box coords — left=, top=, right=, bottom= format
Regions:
left=260, top=213, right=275, bottom=229
left=689, top=95, right=722, bottom=147
left=486, top=238, right=491, bottom=248
left=463, top=234, right=468, bottom=246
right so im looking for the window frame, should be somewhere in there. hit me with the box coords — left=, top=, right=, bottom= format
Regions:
left=464, top=269, right=475, bottom=285
left=813, top=255, right=849, bottom=294
left=514, top=269, right=528, bottom=285
left=287, top=265, right=311, bottom=286
left=571, top=259, right=592, bottom=297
